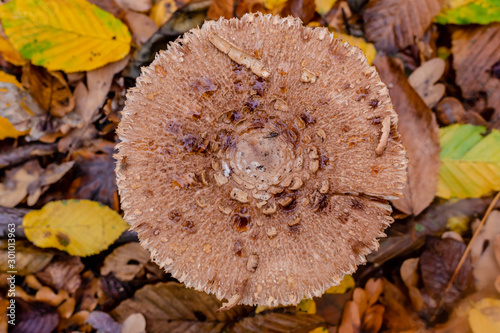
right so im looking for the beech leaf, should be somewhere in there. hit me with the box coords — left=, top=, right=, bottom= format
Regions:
left=0, top=0, right=131, bottom=72
left=23, top=200, right=128, bottom=256
left=437, top=124, right=500, bottom=199
left=435, top=0, right=500, bottom=25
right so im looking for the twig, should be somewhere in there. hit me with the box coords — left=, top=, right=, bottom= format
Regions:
left=433, top=191, right=500, bottom=318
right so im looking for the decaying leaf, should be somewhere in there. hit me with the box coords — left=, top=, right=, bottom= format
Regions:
left=0, top=71, right=47, bottom=141
left=111, top=282, right=250, bottom=332
left=101, top=242, right=150, bottom=281
left=0, top=160, right=74, bottom=207
left=435, top=0, right=500, bottom=25
left=452, top=24, right=500, bottom=118
left=234, top=312, right=324, bottom=333
left=36, top=255, right=84, bottom=294
left=420, top=237, right=473, bottom=306
left=437, top=124, right=500, bottom=199
left=0, top=240, right=54, bottom=275
left=21, top=65, right=75, bottom=117
left=0, top=0, right=131, bottom=72
left=374, top=55, right=441, bottom=215
left=364, top=0, right=444, bottom=52
left=23, top=200, right=128, bottom=256
left=408, top=58, right=446, bottom=108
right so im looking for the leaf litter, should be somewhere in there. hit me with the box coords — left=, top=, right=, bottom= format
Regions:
left=0, top=0, right=500, bottom=332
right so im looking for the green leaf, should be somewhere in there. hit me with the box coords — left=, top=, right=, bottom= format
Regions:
left=435, top=0, right=500, bottom=25
left=437, top=124, right=500, bottom=199
left=0, top=0, right=131, bottom=72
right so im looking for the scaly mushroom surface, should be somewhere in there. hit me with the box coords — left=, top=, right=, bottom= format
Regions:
left=116, top=13, right=407, bottom=307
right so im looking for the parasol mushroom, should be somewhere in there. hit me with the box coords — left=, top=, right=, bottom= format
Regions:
left=115, top=13, right=407, bottom=308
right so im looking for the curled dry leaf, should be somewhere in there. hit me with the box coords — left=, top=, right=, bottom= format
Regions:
left=101, top=242, right=151, bottom=281
left=452, top=24, right=500, bottom=120
left=408, top=58, right=446, bottom=108
left=111, top=282, right=250, bottom=332
left=374, top=55, right=441, bottom=216
left=364, top=0, right=444, bottom=52
left=125, top=11, right=158, bottom=46
left=435, top=97, right=487, bottom=126
left=0, top=160, right=74, bottom=208
left=36, top=255, right=84, bottom=295
left=21, top=65, right=75, bottom=117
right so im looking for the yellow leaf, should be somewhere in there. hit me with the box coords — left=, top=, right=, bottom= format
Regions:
left=446, top=215, right=470, bottom=235
left=0, top=35, right=27, bottom=66
left=0, top=116, right=27, bottom=139
left=333, top=32, right=376, bottom=65
left=0, top=71, right=24, bottom=89
left=0, top=0, right=131, bottom=72
left=437, top=124, right=500, bottom=199
left=0, top=71, right=33, bottom=139
left=150, top=0, right=177, bottom=27
left=326, top=275, right=355, bottom=294
left=263, top=0, right=288, bottom=10
left=315, top=0, right=337, bottom=15
left=297, top=298, right=317, bottom=314
left=23, top=200, right=129, bottom=256
left=469, top=298, right=500, bottom=333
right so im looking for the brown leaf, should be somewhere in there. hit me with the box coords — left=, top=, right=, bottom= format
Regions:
left=435, top=97, right=487, bottom=126
left=338, top=301, right=361, bottom=333
left=233, top=312, right=324, bottom=333
left=125, top=11, right=158, bottom=46
left=86, top=311, right=123, bottom=333
left=0, top=142, right=58, bottom=169
left=111, top=282, right=251, bottom=333
left=100, top=242, right=151, bottom=281
left=13, top=298, right=59, bottom=333
left=452, top=24, right=500, bottom=120
left=364, top=0, right=443, bottom=52
left=420, top=237, right=473, bottom=306
left=374, top=55, right=441, bottom=216
left=0, top=240, right=54, bottom=275
left=36, top=256, right=84, bottom=295
left=21, top=65, right=75, bottom=117
left=408, top=58, right=445, bottom=108
left=282, top=0, right=316, bottom=24
left=362, top=304, right=384, bottom=333
left=208, top=0, right=234, bottom=20
left=68, top=141, right=118, bottom=210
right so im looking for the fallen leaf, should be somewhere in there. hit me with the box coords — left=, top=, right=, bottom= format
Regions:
left=36, top=255, right=84, bottom=294
left=68, top=142, right=119, bottom=210
left=150, top=0, right=183, bottom=26
left=468, top=298, right=500, bottom=333
left=101, top=242, right=150, bottom=281
left=125, top=11, right=158, bottom=46
left=435, top=0, right=500, bottom=25
left=115, top=0, right=152, bottom=12
left=0, top=0, right=131, bottom=72
left=263, top=0, right=288, bottom=11
left=437, top=124, right=500, bottom=199
left=315, top=0, right=337, bottom=15
left=87, top=311, right=123, bottom=333
left=23, top=200, right=129, bottom=256
left=0, top=142, right=58, bottom=169
left=208, top=0, right=234, bottom=19
left=452, top=24, right=500, bottom=118
left=400, top=258, right=424, bottom=311
left=374, top=55, right=441, bottom=216
left=435, top=97, right=487, bottom=126
left=234, top=312, right=324, bottom=333
left=0, top=115, right=27, bottom=139
left=0, top=34, right=27, bottom=66
left=21, top=65, right=75, bottom=117
left=408, top=58, right=446, bottom=108
left=0, top=71, right=48, bottom=141
left=0, top=240, right=54, bottom=275
left=35, top=287, right=76, bottom=319
left=364, top=0, right=444, bottom=52
left=111, top=282, right=251, bottom=332
left=13, top=298, right=59, bottom=333
left=420, top=236, right=473, bottom=306
left=122, top=313, right=147, bottom=333
left=338, top=301, right=361, bottom=333
left=325, top=274, right=355, bottom=294
left=333, top=31, right=377, bottom=65
left=98, top=273, right=136, bottom=310
left=282, top=0, right=316, bottom=24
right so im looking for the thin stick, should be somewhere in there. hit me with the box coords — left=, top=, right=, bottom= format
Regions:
left=434, top=191, right=500, bottom=316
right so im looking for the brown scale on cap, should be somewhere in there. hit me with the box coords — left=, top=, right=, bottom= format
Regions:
left=115, top=13, right=407, bottom=308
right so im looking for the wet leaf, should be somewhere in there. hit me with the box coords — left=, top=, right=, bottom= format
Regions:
left=374, top=55, right=441, bottom=216
left=468, top=298, right=500, bottom=333
left=364, top=0, right=444, bottom=52
left=100, top=242, right=150, bottom=281
left=437, top=124, right=500, bottom=199
left=0, top=0, right=131, bottom=72
left=21, top=65, right=75, bottom=117
left=452, top=24, right=500, bottom=118
left=435, top=0, right=500, bottom=25
left=111, top=282, right=250, bottom=332
left=420, top=237, right=473, bottom=306
left=23, top=199, right=128, bottom=256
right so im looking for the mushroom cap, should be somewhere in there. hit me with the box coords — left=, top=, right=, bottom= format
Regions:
left=116, top=13, right=407, bottom=307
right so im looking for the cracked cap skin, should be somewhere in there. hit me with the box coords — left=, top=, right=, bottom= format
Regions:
left=115, top=13, right=407, bottom=308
